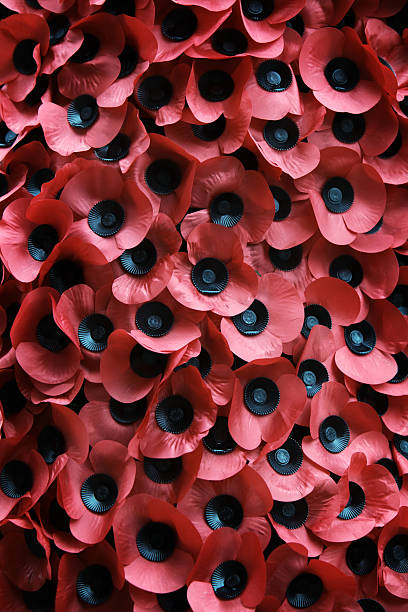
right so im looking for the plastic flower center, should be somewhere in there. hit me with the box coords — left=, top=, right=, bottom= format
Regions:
left=49, top=15, right=70, bottom=46
left=275, top=449, right=290, bottom=464
left=298, top=359, right=329, bottom=397
left=210, top=192, right=244, bottom=227
left=268, top=438, right=303, bottom=475
left=67, top=95, right=99, bottom=129
left=211, top=560, right=248, bottom=600
left=329, top=255, right=363, bottom=287
left=286, top=573, right=323, bottom=608
left=136, top=301, right=174, bottom=337
left=241, top=0, right=274, bottom=21
left=161, top=8, right=197, bottom=41
left=76, top=565, right=113, bottom=606
left=244, top=377, right=280, bottom=415
left=203, top=417, right=237, bottom=454
left=344, top=321, right=376, bottom=355
left=211, top=28, right=248, bottom=56
left=319, top=415, right=350, bottom=453
left=13, top=39, right=37, bottom=75
left=36, top=314, right=70, bottom=353
left=263, top=118, right=299, bottom=151
left=346, top=537, right=378, bottom=576
left=322, top=177, right=354, bottom=213
left=303, top=371, right=316, bottom=385
left=94, top=132, right=131, bottom=162
left=136, top=521, right=177, bottom=562
left=198, top=70, right=235, bottom=102
left=0, top=460, right=33, bottom=498
left=155, top=395, right=194, bottom=434
left=272, top=498, right=309, bottom=529
left=80, top=473, right=118, bottom=513
left=324, top=57, right=360, bottom=92
left=37, top=426, right=66, bottom=464
left=27, top=224, right=59, bottom=262
left=137, top=75, right=173, bottom=110
left=191, top=258, right=229, bottom=295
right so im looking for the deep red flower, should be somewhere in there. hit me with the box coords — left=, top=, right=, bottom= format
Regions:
left=187, top=527, right=266, bottom=611
left=56, top=541, right=132, bottom=612
left=58, top=440, right=135, bottom=545
left=113, top=492, right=202, bottom=593
left=371, top=349, right=408, bottom=397
left=377, top=506, right=408, bottom=599
left=239, top=0, right=305, bottom=44
left=169, top=223, right=259, bottom=316
left=181, top=155, right=275, bottom=245
left=228, top=358, right=306, bottom=449
left=178, top=465, right=272, bottom=549
left=129, top=365, right=217, bottom=459
left=299, top=26, right=383, bottom=113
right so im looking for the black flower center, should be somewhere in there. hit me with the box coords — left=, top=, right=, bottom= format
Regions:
left=137, top=75, right=173, bottom=110
left=143, top=456, right=183, bottom=484
left=383, top=534, right=408, bottom=573
left=267, top=437, right=303, bottom=475
left=48, top=259, right=84, bottom=294
left=191, top=257, right=229, bottom=294
left=0, top=122, right=17, bottom=148
left=198, top=70, right=234, bottom=102
left=357, top=600, right=386, bottom=612
left=0, top=460, right=32, bottom=498
left=243, top=376, right=280, bottom=416
left=175, top=347, right=212, bottom=379
left=394, top=434, right=408, bottom=460
left=192, top=115, right=226, bottom=141
left=205, top=494, right=244, bottom=530
left=286, top=573, right=323, bottom=608
left=156, top=586, right=189, bottom=612
left=229, top=146, right=258, bottom=170
left=269, top=245, right=303, bottom=271
left=319, top=415, right=350, bottom=453
left=26, top=168, right=55, bottom=196
left=161, top=8, right=197, bottom=41
left=109, top=396, right=147, bottom=424
left=324, top=57, right=360, bottom=92
left=135, top=301, right=174, bottom=337
left=256, top=60, right=292, bottom=92
left=388, top=283, right=408, bottom=315
left=332, top=112, right=365, bottom=144
left=338, top=481, right=366, bottom=520
left=94, top=132, right=130, bottom=162
left=322, top=177, right=354, bottom=213
left=78, top=314, right=114, bottom=352
left=155, top=395, right=194, bottom=434
left=241, top=0, right=274, bottom=21
left=286, top=15, right=305, bottom=36
left=49, top=15, right=70, bottom=46
left=67, top=95, right=99, bottom=129
left=357, top=384, right=388, bottom=416
left=24, top=74, right=49, bottom=107
left=36, top=314, right=70, bottom=353
left=203, top=416, right=237, bottom=454
left=69, top=33, right=100, bottom=63
left=129, top=344, right=168, bottom=379
left=378, top=130, right=402, bottom=159
left=118, top=44, right=138, bottom=79
left=145, top=158, right=181, bottom=195
left=37, top=425, right=66, bottom=464
left=344, top=320, right=376, bottom=355
left=264, top=118, right=299, bottom=151
left=27, top=224, right=58, bottom=261
left=210, top=192, right=244, bottom=227
left=211, top=560, right=247, bottom=600
left=231, top=299, right=269, bottom=336
left=346, top=537, right=378, bottom=575
left=272, top=498, right=309, bottom=529
left=0, top=379, right=25, bottom=417
left=301, top=304, right=332, bottom=338
left=211, top=28, right=248, bottom=56
left=388, top=352, right=408, bottom=384
left=13, top=39, right=37, bottom=75
left=24, top=528, right=46, bottom=558
left=329, top=255, right=363, bottom=287
left=298, top=359, right=329, bottom=397
left=76, top=564, right=113, bottom=605
left=271, top=185, right=292, bottom=221
left=120, top=238, right=157, bottom=276
left=80, top=473, right=118, bottom=513
left=103, top=0, right=135, bottom=15
left=49, top=498, right=71, bottom=532
left=88, top=199, right=125, bottom=237
left=377, top=458, right=402, bottom=489
left=137, top=521, right=177, bottom=562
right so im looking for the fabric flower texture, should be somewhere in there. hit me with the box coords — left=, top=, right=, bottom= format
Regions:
left=0, top=1, right=407, bottom=610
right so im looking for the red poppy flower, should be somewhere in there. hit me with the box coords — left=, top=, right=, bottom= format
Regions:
left=55, top=284, right=132, bottom=383
left=134, top=59, right=191, bottom=126
left=58, top=440, right=135, bottom=545
left=249, top=98, right=323, bottom=179
left=0, top=197, right=72, bottom=283
left=377, top=506, right=408, bottom=599
left=228, top=358, right=306, bottom=450
left=0, top=521, right=51, bottom=592
left=0, top=14, right=49, bottom=103
left=370, top=349, right=408, bottom=398
left=186, top=57, right=251, bottom=123
left=295, top=147, right=386, bottom=246
left=0, top=437, right=48, bottom=521
left=56, top=541, right=132, bottom=612
left=187, top=527, right=266, bottom=611
left=181, top=155, right=275, bottom=245
left=111, top=213, right=181, bottom=304
left=299, top=26, right=383, bottom=113
left=253, top=433, right=328, bottom=503
left=165, top=96, right=252, bottom=162
left=363, top=114, right=408, bottom=185
left=1, top=140, right=56, bottom=202
left=130, top=365, right=217, bottom=459
left=41, top=12, right=84, bottom=76
left=113, top=492, right=202, bottom=593
left=221, top=272, right=303, bottom=362
left=126, top=133, right=196, bottom=224
left=178, top=465, right=272, bottom=549
left=169, top=223, right=259, bottom=316
left=60, top=161, right=152, bottom=262
left=265, top=543, right=355, bottom=610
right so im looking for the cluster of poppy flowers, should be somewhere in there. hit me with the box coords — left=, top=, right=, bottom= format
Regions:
left=0, top=0, right=408, bottom=609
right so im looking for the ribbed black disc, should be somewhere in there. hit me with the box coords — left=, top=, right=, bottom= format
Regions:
left=143, top=456, right=183, bottom=484
left=155, top=395, right=194, bottom=434
left=26, top=168, right=55, bottom=196
left=205, top=495, right=244, bottom=530
left=272, top=499, right=308, bottom=529
left=202, top=416, right=237, bottom=454
left=322, top=177, right=354, bottom=213
left=198, top=70, right=234, bottom=102
left=358, top=600, right=386, bottom=612
left=161, top=8, right=197, bottom=41
left=211, top=560, right=247, bottom=600
left=0, top=380, right=26, bottom=416
left=191, top=115, right=226, bottom=141
left=319, top=415, right=350, bottom=453
left=346, top=537, right=378, bottom=575
left=119, top=239, right=157, bottom=275
left=271, top=185, right=292, bottom=221
left=87, top=199, right=125, bottom=237
left=324, top=57, right=360, bottom=92
left=67, top=95, right=99, bottom=129
left=191, top=257, right=229, bottom=295
left=267, top=437, right=303, bottom=475
left=332, top=112, right=365, bottom=144
left=0, top=460, right=33, bottom=498
left=376, top=458, right=402, bottom=489
left=301, top=304, right=332, bottom=338
left=344, top=320, right=376, bottom=355
left=80, top=473, right=118, bottom=513
left=338, top=481, right=366, bottom=520
left=37, top=426, right=66, bottom=464
left=94, top=132, right=130, bottom=162
left=243, top=376, right=280, bottom=416
left=0, top=122, right=17, bottom=148
left=241, top=0, right=274, bottom=21
left=264, top=118, right=299, bottom=151
left=13, top=39, right=37, bottom=75
left=69, top=33, right=100, bottom=63
left=211, top=28, right=248, bottom=56
left=136, top=521, right=176, bottom=562
left=78, top=314, right=113, bottom=352
left=130, top=344, right=168, bottom=378
left=256, top=60, right=292, bottom=92
left=287, top=15, right=305, bottom=36
left=76, top=564, right=113, bottom=605
left=36, top=314, right=70, bottom=353
left=109, top=396, right=147, bottom=424
left=286, top=573, right=323, bottom=608
left=232, top=299, right=269, bottom=336
left=329, top=255, right=363, bottom=287
left=135, top=301, right=174, bottom=337
left=49, top=14, right=70, bottom=46
left=137, top=76, right=173, bottom=110
left=145, top=159, right=181, bottom=195
left=210, top=192, right=244, bottom=227
left=357, top=384, right=388, bottom=416
left=394, top=434, right=408, bottom=460
left=156, top=586, right=189, bottom=612
left=118, top=44, right=138, bottom=79
left=298, top=359, right=329, bottom=398
left=27, top=224, right=59, bottom=262
left=269, top=245, right=303, bottom=271
left=388, top=284, right=408, bottom=316
left=383, top=534, right=408, bottom=573
left=388, top=352, right=408, bottom=383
